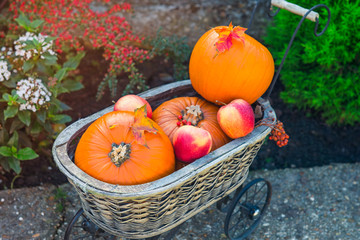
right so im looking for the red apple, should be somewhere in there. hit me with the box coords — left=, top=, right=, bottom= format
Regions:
left=217, top=99, right=255, bottom=139
left=114, top=94, right=152, bottom=118
left=173, top=125, right=212, bottom=163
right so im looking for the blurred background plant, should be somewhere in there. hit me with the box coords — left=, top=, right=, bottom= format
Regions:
left=145, top=28, right=191, bottom=82
left=4, top=0, right=190, bottom=101
left=264, top=0, right=360, bottom=125
left=0, top=13, right=84, bottom=175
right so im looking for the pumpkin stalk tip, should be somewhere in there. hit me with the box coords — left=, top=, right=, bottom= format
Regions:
left=109, top=142, right=131, bottom=167
left=181, top=105, right=204, bottom=126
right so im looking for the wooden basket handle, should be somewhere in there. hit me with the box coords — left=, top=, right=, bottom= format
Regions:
left=271, top=0, right=320, bottom=22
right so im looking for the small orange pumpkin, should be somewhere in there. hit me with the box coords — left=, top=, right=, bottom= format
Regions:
left=152, top=97, right=231, bottom=151
left=189, top=23, right=275, bottom=104
left=75, top=111, right=175, bottom=185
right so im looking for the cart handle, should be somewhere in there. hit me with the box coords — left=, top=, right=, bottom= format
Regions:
left=271, top=0, right=319, bottom=22
left=263, top=3, right=331, bottom=100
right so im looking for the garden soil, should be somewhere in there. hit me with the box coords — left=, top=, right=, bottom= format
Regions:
left=1, top=52, right=359, bottom=190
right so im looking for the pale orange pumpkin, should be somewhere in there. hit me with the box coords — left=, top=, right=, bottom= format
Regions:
left=189, top=23, right=275, bottom=104
left=152, top=97, right=231, bottom=151
left=74, top=111, right=175, bottom=185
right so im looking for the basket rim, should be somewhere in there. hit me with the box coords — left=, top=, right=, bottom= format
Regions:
left=52, top=80, right=276, bottom=197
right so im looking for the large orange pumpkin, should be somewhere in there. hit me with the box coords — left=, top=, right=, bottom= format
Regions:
left=152, top=97, right=231, bottom=151
left=74, top=111, right=175, bottom=185
left=189, top=23, right=275, bottom=104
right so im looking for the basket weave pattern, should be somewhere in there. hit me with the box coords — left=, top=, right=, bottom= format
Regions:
left=53, top=80, right=275, bottom=239
left=69, top=139, right=265, bottom=237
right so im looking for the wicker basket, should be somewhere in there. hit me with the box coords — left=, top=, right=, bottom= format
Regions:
left=52, top=80, right=276, bottom=239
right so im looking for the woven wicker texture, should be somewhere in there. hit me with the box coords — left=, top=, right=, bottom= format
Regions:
left=52, top=80, right=275, bottom=239
left=70, top=140, right=264, bottom=238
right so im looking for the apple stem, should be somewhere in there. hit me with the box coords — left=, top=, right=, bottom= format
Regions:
left=215, top=100, right=227, bottom=106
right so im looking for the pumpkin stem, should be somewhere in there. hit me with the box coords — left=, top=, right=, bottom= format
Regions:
left=108, top=142, right=131, bottom=167
left=181, top=105, right=204, bottom=126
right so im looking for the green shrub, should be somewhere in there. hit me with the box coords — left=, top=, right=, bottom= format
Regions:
left=264, top=0, right=360, bottom=125
left=146, top=29, right=191, bottom=81
left=0, top=14, right=84, bottom=174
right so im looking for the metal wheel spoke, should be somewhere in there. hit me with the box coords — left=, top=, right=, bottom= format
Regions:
left=254, top=191, right=267, bottom=207
left=232, top=202, right=247, bottom=216
left=251, top=182, right=258, bottom=202
left=224, top=178, right=272, bottom=240
left=250, top=182, right=265, bottom=203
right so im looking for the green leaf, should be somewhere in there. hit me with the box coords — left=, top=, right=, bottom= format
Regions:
left=8, top=157, right=21, bottom=174
left=62, top=80, right=84, bottom=92
left=1, top=80, right=17, bottom=88
left=0, top=129, right=9, bottom=145
left=53, top=99, right=72, bottom=111
left=30, top=121, right=43, bottom=135
left=42, top=52, right=58, bottom=66
left=14, top=12, right=32, bottom=32
left=54, top=68, right=68, bottom=82
left=43, top=121, right=53, bottom=133
left=10, top=118, right=25, bottom=134
left=63, top=52, right=85, bottom=70
left=51, top=114, right=72, bottom=124
left=36, top=110, right=46, bottom=123
left=0, top=146, right=12, bottom=157
left=2, top=93, right=10, bottom=101
left=18, top=110, right=31, bottom=126
left=44, top=36, right=57, bottom=43
left=55, top=86, right=70, bottom=94
left=4, top=105, right=18, bottom=120
left=23, top=40, right=38, bottom=50
left=30, top=19, right=44, bottom=29
left=8, top=131, right=19, bottom=146
left=0, top=158, right=11, bottom=172
left=23, top=60, right=35, bottom=72
left=16, top=147, right=39, bottom=160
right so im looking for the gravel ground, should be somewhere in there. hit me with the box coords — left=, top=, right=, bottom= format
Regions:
left=1, top=163, right=359, bottom=240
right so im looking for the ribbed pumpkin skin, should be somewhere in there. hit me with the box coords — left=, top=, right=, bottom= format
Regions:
left=152, top=97, right=231, bottom=151
left=189, top=28, right=275, bottom=104
left=74, top=111, right=175, bottom=185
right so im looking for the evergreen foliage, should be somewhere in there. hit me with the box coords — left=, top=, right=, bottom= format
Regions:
left=265, top=0, right=360, bottom=125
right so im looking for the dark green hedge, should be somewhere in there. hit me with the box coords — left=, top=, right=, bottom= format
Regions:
left=264, top=0, right=360, bottom=125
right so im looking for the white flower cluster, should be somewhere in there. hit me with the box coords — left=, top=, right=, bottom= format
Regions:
left=0, top=60, right=11, bottom=82
left=1, top=46, right=12, bottom=59
left=14, top=32, right=56, bottom=60
left=16, top=77, right=52, bottom=112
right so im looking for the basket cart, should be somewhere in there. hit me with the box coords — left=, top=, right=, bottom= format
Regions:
left=52, top=1, right=330, bottom=239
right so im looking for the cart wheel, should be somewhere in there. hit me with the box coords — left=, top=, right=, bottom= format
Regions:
left=224, top=178, right=272, bottom=240
left=217, top=187, right=243, bottom=213
left=64, top=208, right=116, bottom=240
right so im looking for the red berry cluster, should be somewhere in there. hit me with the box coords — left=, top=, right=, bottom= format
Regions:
left=8, top=0, right=151, bottom=98
left=268, top=121, right=289, bottom=147
left=176, top=115, right=192, bottom=127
